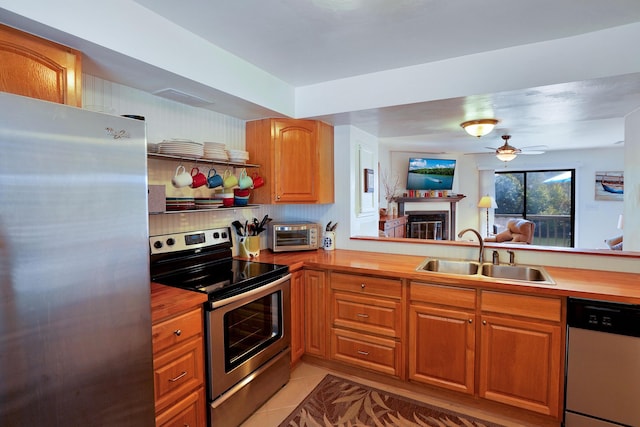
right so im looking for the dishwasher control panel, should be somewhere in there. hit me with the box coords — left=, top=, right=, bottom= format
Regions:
left=568, top=298, right=640, bottom=337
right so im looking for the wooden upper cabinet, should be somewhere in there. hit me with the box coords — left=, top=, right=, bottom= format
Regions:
left=0, top=23, right=82, bottom=106
left=246, top=118, right=334, bottom=204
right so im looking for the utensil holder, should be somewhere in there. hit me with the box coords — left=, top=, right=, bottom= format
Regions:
left=240, top=236, right=260, bottom=258
left=322, top=231, right=335, bottom=251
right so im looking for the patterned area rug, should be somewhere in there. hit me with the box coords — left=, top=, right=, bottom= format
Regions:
left=279, top=374, right=506, bottom=427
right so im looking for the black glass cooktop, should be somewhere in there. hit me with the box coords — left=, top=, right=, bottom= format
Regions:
left=151, top=257, right=289, bottom=301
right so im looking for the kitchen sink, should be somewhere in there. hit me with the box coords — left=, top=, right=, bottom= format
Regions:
left=480, top=264, right=554, bottom=284
left=416, top=259, right=480, bottom=275
left=416, top=258, right=555, bottom=285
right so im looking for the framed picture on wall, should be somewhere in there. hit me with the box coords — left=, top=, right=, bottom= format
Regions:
left=595, top=171, right=624, bottom=201
left=364, top=168, right=374, bottom=193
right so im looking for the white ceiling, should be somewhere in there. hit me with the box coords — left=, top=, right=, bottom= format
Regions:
left=3, top=0, right=640, bottom=154
left=131, top=0, right=640, bottom=153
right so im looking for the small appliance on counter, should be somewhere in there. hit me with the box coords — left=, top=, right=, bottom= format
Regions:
left=268, top=221, right=321, bottom=252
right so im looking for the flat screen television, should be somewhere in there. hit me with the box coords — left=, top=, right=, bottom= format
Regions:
left=407, top=158, right=456, bottom=190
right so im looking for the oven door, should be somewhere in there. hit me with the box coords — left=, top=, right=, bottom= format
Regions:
left=206, top=274, right=291, bottom=399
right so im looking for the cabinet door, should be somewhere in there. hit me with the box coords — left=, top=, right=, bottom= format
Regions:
left=0, top=23, right=82, bottom=106
left=304, top=269, right=327, bottom=357
left=409, top=304, right=475, bottom=394
left=290, top=270, right=305, bottom=365
left=273, top=119, right=318, bottom=203
left=479, top=314, right=561, bottom=417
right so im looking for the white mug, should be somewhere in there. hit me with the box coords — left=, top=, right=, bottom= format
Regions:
left=172, top=165, right=193, bottom=188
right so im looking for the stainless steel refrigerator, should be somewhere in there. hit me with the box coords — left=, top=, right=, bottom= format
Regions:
left=0, top=92, right=155, bottom=426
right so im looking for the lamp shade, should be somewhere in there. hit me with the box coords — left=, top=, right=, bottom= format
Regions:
left=460, top=119, right=498, bottom=138
left=477, top=195, right=498, bottom=209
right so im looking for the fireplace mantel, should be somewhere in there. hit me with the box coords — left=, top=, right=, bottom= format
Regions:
left=397, top=195, right=466, bottom=239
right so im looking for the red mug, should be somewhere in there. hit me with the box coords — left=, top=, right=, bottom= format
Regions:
left=190, top=167, right=207, bottom=188
left=251, top=172, right=265, bottom=189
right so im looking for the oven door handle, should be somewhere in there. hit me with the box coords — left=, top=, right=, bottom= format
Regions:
left=211, top=273, right=291, bottom=309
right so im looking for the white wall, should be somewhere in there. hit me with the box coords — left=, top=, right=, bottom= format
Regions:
left=624, top=107, right=640, bottom=251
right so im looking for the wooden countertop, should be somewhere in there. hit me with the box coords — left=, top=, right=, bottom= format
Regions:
left=244, top=249, right=640, bottom=304
left=150, top=282, right=208, bottom=323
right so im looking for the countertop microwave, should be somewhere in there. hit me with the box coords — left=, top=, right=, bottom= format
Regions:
left=268, top=221, right=321, bottom=252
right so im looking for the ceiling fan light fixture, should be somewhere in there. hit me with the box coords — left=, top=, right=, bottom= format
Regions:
left=495, top=135, right=521, bottom=162
left=460, top=119, right=499, bottom=137
left=496, top=152, right=518, bottom=162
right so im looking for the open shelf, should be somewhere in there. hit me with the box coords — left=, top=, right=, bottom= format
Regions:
left=148, top=153, right=260, bottom=168
left=150, top=205, right=260, bottom=214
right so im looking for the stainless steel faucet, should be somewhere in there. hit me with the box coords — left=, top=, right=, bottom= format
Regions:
left=457, top=228, right=484, bottom=264
left=492, top=250, right=500, bottom=265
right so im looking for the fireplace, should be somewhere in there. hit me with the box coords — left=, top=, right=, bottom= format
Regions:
left=407, top=211, right=449, bottom=240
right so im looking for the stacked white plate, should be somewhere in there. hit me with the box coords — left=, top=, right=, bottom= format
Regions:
left=226, top=149, right=250, bottom=163
left=158, top=139, right=204, bottom=158
left=203, top=142, right=229, bottom=161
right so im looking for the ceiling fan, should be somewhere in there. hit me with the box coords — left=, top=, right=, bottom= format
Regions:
left=485, top=135, right=546, bottom=161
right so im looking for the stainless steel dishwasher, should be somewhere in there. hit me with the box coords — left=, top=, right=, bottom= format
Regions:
left=565, top=298, right=640, bottom=427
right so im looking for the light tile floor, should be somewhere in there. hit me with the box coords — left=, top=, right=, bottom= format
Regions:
left=240, top=362, right=559, bottom=427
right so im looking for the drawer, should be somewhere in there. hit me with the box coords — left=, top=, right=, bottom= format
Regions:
left=153, top=308, right=202, bottom=354
left=330, top=272, right=402, bottom=299
left=330, top=328, right=401, bottom=377
left=411, top=282, right=476, bottom=309
left=480, top=291, right=561, bottom=322
left=156, top=388, right=205, bottom=427
left=332, top=292, right=402, bottom=338
left=153, top=337, right=204, bottom=413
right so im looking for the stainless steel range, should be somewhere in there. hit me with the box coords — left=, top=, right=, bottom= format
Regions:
left=149, top=227, right=291, bottom=427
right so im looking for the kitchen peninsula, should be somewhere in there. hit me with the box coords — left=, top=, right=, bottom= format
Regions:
left=240, top=248, right=640, bottom=424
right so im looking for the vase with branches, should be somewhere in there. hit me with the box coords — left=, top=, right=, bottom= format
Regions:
left=381, top=169, right=401, bottom=205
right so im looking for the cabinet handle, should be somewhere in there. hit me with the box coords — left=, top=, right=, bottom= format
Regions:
left=169, top=371, right=187, bottom=382
left=174, top=329, right=182, bottom=336
left=482, top=320, right=487, bottom=325
left=357, top=350, right=369, bottom=356
left=360, top=283, right=365, bottom=289
left=357, top=313, right=369, bottom=318
left=468, top=319, right=473, bottom=323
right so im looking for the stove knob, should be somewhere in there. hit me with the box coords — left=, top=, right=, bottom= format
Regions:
left=213, top=232, right=220, bottom=239
left=153, top=240, right=163, bottom=249
left=221, top=231, right=227, bottom=238
left=166, top=238, right=176, bottom=246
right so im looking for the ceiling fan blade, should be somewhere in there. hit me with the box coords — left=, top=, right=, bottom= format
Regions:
left=521, top=145, right=548, bottom=151
left=519, top=150, right=544, bottom=155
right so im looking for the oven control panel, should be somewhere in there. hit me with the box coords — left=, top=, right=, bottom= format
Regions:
left=149, top=227, right=232, bottom=255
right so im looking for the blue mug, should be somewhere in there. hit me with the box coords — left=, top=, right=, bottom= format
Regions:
left=207, top=168, right=223, bottom=189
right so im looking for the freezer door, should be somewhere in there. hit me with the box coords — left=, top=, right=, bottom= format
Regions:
left=0, top=93, right=154, bottom=426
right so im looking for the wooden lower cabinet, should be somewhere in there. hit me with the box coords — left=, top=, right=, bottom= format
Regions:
left=297, top=270, right=564, bottom=421
left=151, top=284, right=207, bottom=427
left=479, top=291, right=563, bottom=418
left=304, top=269, right=327, bottom=357
left=409, top=282, right=476, bottom=394
left=155, top=388, right=206, bottom=427
left=290, top=269, right=305, bottom=365
left=329, top=272, right=404, bottom=378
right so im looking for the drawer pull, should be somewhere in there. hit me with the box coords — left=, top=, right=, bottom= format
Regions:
left=360, top=283, right=365, bottom=289
left=356, top=313, right=369, bottom=318
left=468, top=319, right=473, bottom=324
left=357, top=350, right=369, bottom=356
left=169, top=371, right=187, bottom=382
left=174, top=329, right=182, bottom=336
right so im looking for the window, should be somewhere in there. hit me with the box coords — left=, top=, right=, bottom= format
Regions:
left=495, top=169, right=575, bottom=247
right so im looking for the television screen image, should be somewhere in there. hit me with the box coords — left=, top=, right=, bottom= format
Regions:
left=407, top=158, right=456, bottom=190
